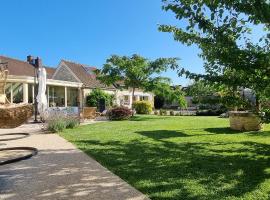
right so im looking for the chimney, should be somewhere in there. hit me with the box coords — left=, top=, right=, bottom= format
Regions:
left=27, top=55, right=34, bottom=65
left=34, top=57, right=42, bottom=68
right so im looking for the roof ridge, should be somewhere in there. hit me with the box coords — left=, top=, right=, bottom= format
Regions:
left=62, top=59, right=86, bottom=66
left=0, top=55, right=31, bottom=65
left=61, top=59, right=97, bottom=69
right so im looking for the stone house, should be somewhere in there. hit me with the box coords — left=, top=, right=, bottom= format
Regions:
left=0, top=55, right=154, bottom=111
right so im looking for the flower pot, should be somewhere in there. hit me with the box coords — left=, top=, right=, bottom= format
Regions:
left=229, top=111, right=262, bottom=131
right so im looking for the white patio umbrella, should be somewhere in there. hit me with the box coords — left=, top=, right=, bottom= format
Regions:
left=37, top=67, right=48, bottom=121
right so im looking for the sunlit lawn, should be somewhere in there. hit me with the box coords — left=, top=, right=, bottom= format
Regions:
left=61, top=115, right=270, bottom=200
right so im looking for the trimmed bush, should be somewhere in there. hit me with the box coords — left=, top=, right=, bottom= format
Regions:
left=170, top=110, right=175, bottom=116
left=154, top=110, right=159, bottom=115
left=133, top=101, right=152, bottom=114
left=107, top=107, right=132, bottom=120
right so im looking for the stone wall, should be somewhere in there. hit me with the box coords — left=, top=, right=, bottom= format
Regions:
left=0, top=104, right=33, bottom=128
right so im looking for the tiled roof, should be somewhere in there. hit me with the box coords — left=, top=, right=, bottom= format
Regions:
left=62, top=60, right=115, bottom=90
left=0, top=56, right=56, bottom=79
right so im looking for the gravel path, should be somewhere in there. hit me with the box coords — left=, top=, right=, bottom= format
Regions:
left=0, top=123, right=149, bottom=200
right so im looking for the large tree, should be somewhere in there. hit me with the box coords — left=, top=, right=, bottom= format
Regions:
left=96, top=54, right=178, bottom=107
left=159, top=0, right=270, bottom=111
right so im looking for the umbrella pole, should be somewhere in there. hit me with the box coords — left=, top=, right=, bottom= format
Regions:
left=34, top=65, right=39, bottom=123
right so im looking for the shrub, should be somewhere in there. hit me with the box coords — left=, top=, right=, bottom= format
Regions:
left=133, top=101, right=152, bottom=114
left=154, top=110, right=159, bottom=115
left=48, top=118, right=67, bottom=133
left=86, top=89, right=114, bottom=108
left=107, top=107, right=132, bottom=120
left=65, top=117, right=79, bottom=129
left=170, top=110, right=175, bottom=116
left=196, top=109, right=225, bottom=116
left=160, top=109, right=167, bottom=116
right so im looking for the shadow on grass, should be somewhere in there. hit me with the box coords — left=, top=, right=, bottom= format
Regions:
left=76, top=137, right=270, bottom=200
left=204, top=127, right=242, bottom=134
left=130, top=115, right=169, bottom=121
left=138, top=130, right=189, bottom=140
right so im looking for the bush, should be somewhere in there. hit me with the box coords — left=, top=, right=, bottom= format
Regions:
left=48, top=118, right=66, bottom=133
left=154, top=110, right=159, bottom=115
left=170, top=110, right=175, bottom=116
left=86, top=89, right=114, bottom=108
left=133, top=101, right=152, bottom=114
left=160, top=109, right=167, bottom=116
left=107, top=107, right=132, bottom=120
left=196, top=109, right=224, bottom=116
left=65, top=117, right=79, bottom=129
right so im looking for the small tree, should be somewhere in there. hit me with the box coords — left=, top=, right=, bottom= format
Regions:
left=96, top=54, right=178, bottom=107
left=178, top=95, right=187, bottom=110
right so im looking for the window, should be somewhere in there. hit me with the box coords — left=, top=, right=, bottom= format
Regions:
left=124, top=95, right=129, bottom=101
left=49, top=86, right=65, bottom=107
left=67, top=87, right=78, bottom=107
left=139, top=96, right=149, bottom=101
left=12, top=83, right=23, bottom=103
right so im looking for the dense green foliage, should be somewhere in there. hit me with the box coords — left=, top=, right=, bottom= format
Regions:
left=159, top=0, right=270, bottom=112
left=96, top=54, right=178, bottom=106
left=133, top=101, right=152, bottom=114
left=107, top=107, right=132, bottom=120
left=86, top=89, right=114, bottom=108
left=178, top=95, right=187, bottom=109
left=62, top=115, right=270, bottom=200
left=186, top=81, right=218, bottom=104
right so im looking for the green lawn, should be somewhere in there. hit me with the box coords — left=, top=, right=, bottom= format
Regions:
left=61, top=115, right=270, bottom=200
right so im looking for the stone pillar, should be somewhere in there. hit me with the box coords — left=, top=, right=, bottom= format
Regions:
left=64, top=86, right=67, bottom=107
left=23, top=83, right=28, bottom=103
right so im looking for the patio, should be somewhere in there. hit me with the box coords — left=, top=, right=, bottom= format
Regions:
left=0, top=122, right=149, bottom=200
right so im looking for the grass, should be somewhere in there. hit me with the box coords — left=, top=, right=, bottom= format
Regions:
left=60, top=115, right=270, bottom=200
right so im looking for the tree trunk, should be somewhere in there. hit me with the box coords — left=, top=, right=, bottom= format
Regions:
left=256, top=95, right=261, bottom=112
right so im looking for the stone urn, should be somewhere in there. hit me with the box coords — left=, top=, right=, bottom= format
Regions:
left=229, top=111, right=262, bottom=131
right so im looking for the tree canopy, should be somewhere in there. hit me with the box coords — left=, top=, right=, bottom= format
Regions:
left=96, top=54, right=178, bottom=106
left=159, top=0, right=270, bottom=111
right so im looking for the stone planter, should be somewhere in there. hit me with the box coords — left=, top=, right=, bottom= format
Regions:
left=0, top=104, right=33, bottom=128
left=83, top=107, right=97, bottom=119
left=229, top=111, right=262, bottom=131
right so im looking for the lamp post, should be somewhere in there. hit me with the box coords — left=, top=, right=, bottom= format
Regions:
left=28, top=56, right=41, bottom=123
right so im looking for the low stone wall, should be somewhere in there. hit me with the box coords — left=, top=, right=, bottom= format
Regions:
left=0, top=104, right=33, bottom=128
left=229, top=111, right=262, bottom=131
left=83, top=107, right=97, bottom=119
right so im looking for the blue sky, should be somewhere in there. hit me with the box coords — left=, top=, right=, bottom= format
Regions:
left=0, top=0, right=205, bottom=86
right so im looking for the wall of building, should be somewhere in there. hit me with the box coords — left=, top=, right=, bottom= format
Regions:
left=53, top=65, right=79, bottom=82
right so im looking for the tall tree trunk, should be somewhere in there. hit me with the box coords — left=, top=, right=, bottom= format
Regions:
left=256, top=95, right=261, bottom=112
